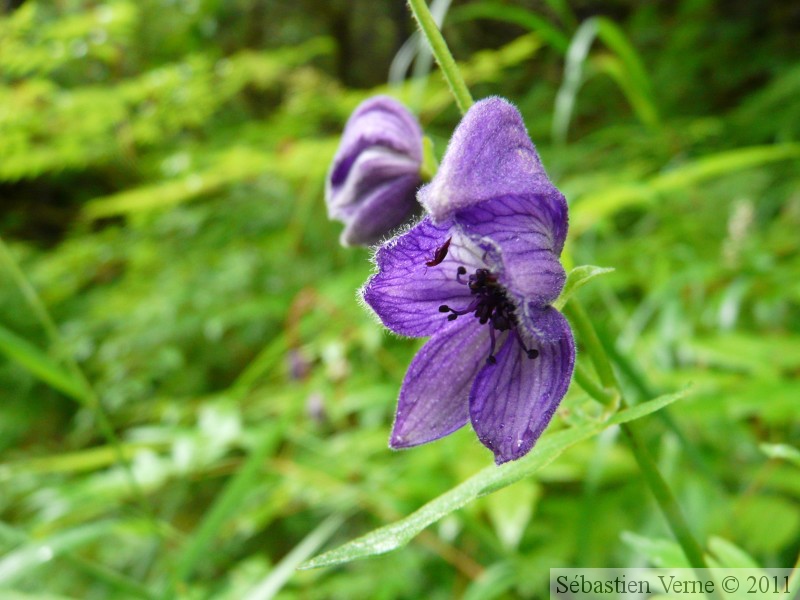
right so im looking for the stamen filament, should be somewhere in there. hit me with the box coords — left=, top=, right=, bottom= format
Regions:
left=486, top=326, right=497, bottom=364
left=437, top=266, right=538, bottom=365
left=513, top=329, right=539, bottom=360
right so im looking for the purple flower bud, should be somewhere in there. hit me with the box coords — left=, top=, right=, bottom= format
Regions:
left=326, top=96, right=424, bottom=246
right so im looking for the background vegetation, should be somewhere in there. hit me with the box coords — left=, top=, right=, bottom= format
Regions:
left=0, top=0, right=798, bottom=598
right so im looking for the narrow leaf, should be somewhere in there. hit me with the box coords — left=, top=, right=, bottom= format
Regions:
left=760, top=443, right=800, bottom=467
left=573, top=144, right=800, bottom=234
left=0, top=323, right=87, bottom=403
left=595, top=17, right=653, bottom=99
left=553, top=265, right=614, bottom=310
left=244, top=515, right=343, bottom=600
left=450, top=2, right=570, bottom=53
left=301, top=389, right=687, bottom=569
left=553, top=18, right=598, bottom=143
left=0, top=521, right=120, bottom=585
left=172, top=422, right=286, bottom=583
left=592, top=54, right=659, bottom=128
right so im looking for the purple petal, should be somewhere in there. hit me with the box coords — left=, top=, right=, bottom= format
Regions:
left=391, top=317, right=490, bottom=448
left=329, top=96, right=422, bottom=189
left=469, top=307, right=575, bottom=464
left=418, top=97, right=565, bottom=246
left=337, top=153, right=421, bottom=245
left=363, top=216, right=488, bottom=337
left=456, top=193, right=567, bottom=306
left=326, top=96, right=423, bottom=246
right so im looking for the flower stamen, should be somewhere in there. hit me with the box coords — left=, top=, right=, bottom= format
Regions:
left=440, top=266, right=539, bottom=364
left=487, top=327, right=498, bottom=365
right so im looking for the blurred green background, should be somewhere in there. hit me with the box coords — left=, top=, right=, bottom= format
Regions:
left=0, top=0, right=798, bottom=598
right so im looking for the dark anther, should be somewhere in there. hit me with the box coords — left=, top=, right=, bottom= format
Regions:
left=513, top=330, right=539, bottom=360
left=438, top=266, right=540, bottom=365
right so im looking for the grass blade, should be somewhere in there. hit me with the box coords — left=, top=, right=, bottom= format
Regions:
left=594, top=17, right=653, bottom=102
left=554, top=265, right=615, bottom=310
left=171, top=421, right=286, bottom=584
left=0, top=323, right=87, bottom=403
left=572, top=143, right=800, bottom=234
left=450, top=2, right=570, bottom=53
left=554, top=16, right=660, bottom=141
left=301, top=389, right=688, bottom=569
left=0, top=521, right=120, bottom=585
left=244, top=515, right=343, bottom=600
left=553, top=18, right=598, bottom=143
left=591, top=53, right=659, bottom=128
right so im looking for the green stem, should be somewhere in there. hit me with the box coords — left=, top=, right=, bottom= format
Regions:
left=563, top=300, right=617, bottom=388
left=619, top=423, right=710, bottom=568
left=573, top=362, right=616, bottom=405
left=567, top=297, right=714, bottom=577
left=406, top=0, right=473, bottom=115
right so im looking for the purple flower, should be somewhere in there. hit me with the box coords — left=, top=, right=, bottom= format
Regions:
left=326, top=96, right=424, bottom=246
left=362, top=98, right=575, bottom=464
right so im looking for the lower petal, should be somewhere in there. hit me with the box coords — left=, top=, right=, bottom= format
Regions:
left=391, top=317, right=490, bottom=449
left=469, top=307, right=575, bottom=464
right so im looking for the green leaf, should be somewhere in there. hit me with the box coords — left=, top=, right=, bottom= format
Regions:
left=707, top=537, right=761, bottom=569
left=553, top=16, right=658, bottom=142
left=0, top=519, right=154, bottom=598
left=486, top=479, right=539, bottom=550
left=0, top=520, right=120, bottom=585
left=1, top=444, right=145, bottom=477
left=572, top=143, right=800, bottom=234
left=620, top=532, right=689, bottom=568
left=301, top=389, right=687, bottom=569
left=594, top=17, right=653, bottom=101
left=0, top=323, right=87, bottom=403
left=462, top=562, right=517, bottom=600
left=419, top=135, right=439, bottom=182
left=243, top=515, right=344, bottom=600
left=760, top=443, right=800, bottom=467
left=450, top=2, right=570, bottom=54
left=553, top=265, right=614, bottom=310
left=172, top=422, right=287, bottom=584
left=553, top=18, right=598, bottom=143
left=591, top=54, right=659, bottom=129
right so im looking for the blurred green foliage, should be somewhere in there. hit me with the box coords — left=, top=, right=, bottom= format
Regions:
left=0, top=0, right=798, bottom=598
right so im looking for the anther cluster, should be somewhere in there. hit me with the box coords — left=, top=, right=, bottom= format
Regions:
left=439, top=267, right=539, bottom=364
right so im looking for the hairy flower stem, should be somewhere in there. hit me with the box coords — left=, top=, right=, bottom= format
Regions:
left=406, top=0, right=473, bottom=115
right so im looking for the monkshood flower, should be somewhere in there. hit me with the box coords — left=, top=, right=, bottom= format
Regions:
left=326, top=96, right=424, bottom=246
left=362, top=97, right=575, bottom=464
